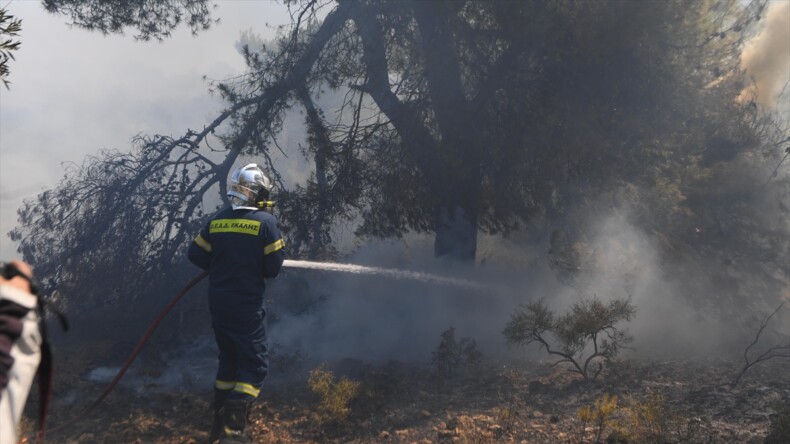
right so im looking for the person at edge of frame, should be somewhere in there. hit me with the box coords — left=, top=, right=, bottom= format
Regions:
left=0, top=260, right=41, bottom=444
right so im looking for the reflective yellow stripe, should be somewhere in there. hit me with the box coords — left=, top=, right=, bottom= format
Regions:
left=233, top=382, right=260, bottom=398
left=195, top=234, right=212, bottom=252
left=215, top=380, right=235, bottom=390
left=264, top=238, right=285, bottom=255
left=209, top=218, right=261, bottom=236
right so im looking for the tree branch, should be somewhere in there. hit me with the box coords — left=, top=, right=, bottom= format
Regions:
left=732, top=303, right=789, bottom=387
left=348, top=0, right=443, bottom=192
left=230, top=0, right=353, bottom=153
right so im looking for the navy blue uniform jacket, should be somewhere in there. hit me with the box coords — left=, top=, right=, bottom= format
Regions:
left=188, top=207, right=285, bottom=328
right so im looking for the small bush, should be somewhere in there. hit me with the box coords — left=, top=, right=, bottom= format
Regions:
left=447, top=415, right=497, bottom=443
left=432, top=327, right=482, bottom=379
left=494, top=371, right=527, bottom=434
left=578, top=393, right=618, bottom=443
left=576, top=392, right=704, bottom=443
left=307, top=365, right=360, bottom=425
left=503, top=297, right=635, bottom=380
left=614, top=393, right=681, bottom=443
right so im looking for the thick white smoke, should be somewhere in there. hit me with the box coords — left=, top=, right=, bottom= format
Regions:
left=546, top=210, right=739, bottom=358
left=268, top=206, right=755, bottom=365
left=270, top=238, right=528, bottom=363
left=738, top=1, right=790, bottom=109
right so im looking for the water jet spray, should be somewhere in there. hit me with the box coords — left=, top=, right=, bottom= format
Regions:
left=282, top=259, right=484, bottom=290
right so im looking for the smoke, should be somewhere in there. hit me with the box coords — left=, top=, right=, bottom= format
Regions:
left=78, top=201, right=784, bottom=395
left=552, top=209, right=739, bottom=357
left=232, top=2, right=790, bottom=368
left=235, top=29, right=268, bottom=54
left=739, top=1, right=790, bottom=108
left=268, top=203, right=772, bottom=367
left=269, top=238, right=528, bottom=363
left=85, top=337, right=217, bottom=393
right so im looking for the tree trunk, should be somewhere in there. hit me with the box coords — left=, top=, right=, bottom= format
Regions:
left=412, top=1, right=480, bottom=263
left=353, top=1, right=482, bottom=262
left=434, top=205, right=477, bottom=262
left=299, top=86, right=331, bottom=259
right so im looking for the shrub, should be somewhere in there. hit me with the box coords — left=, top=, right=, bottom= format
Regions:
left=494, top=370, right=526, bottom=434
left=432, top=327, right=482, bottom=379
left=614, top=393, right=680, bottom=443
left=503, top=297, right=635, bottom=380
left=578, top=393, right=619, bottom=443
left=307, top=365, right=361, bottom=425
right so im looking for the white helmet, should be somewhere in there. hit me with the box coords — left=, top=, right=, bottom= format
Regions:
left=227, top=163, right=273, bottom=207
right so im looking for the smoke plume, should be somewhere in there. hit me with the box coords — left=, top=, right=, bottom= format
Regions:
left=739, top=1, right=790, bottom=108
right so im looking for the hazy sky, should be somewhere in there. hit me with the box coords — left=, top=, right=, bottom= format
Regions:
left=0, top=0, right=292, bottom=258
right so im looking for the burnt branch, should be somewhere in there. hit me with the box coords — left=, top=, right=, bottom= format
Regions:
left=732, top=303, right=790, bottom=387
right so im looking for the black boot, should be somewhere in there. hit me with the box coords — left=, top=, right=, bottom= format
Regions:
left=208, top=389, right=230, bottom=444
left=219, top=399, right=252, bottom=443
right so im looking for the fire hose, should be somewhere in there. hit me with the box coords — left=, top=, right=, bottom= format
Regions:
left=39, top=259, right=479, bottom=441
left=43, top=271, right=208, bottom=440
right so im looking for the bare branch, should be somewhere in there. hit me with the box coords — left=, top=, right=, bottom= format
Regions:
left=732, top=303, right=790, bottom=387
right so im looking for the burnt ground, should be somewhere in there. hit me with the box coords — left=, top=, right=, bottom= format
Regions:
left=18, top=349, right=790, bottom=444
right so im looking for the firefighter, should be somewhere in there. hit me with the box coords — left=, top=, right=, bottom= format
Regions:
left=188, top=164, right=285, bottom=443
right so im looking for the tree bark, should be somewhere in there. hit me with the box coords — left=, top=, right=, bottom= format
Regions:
left=413, top=0, right=481, bottom=262
left=434, top=205, right=478, bottom=262
left=298, top=85, right=331, bottom=259
left=351, top=0, right=483, bottom=262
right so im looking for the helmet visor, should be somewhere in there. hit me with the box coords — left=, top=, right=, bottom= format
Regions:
left=228, top=183, right=257, bottom=203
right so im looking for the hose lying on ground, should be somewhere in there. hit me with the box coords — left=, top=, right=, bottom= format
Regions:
left=44, top=271, right=208, bottom=440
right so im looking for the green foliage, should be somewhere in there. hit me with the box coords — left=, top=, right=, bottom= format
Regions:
left=17, top=0, right=789, bottom=314
left=0, top=8, right=22, bottom=89
left=432, top=327, right=482, bottom=380
left=42, top=0, right=215, bottom=41
left=307, top=365, right=360, bottom=425
left=555, top=298, right=636, bottom=359
left=504, top=297, right=635, bottom=380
